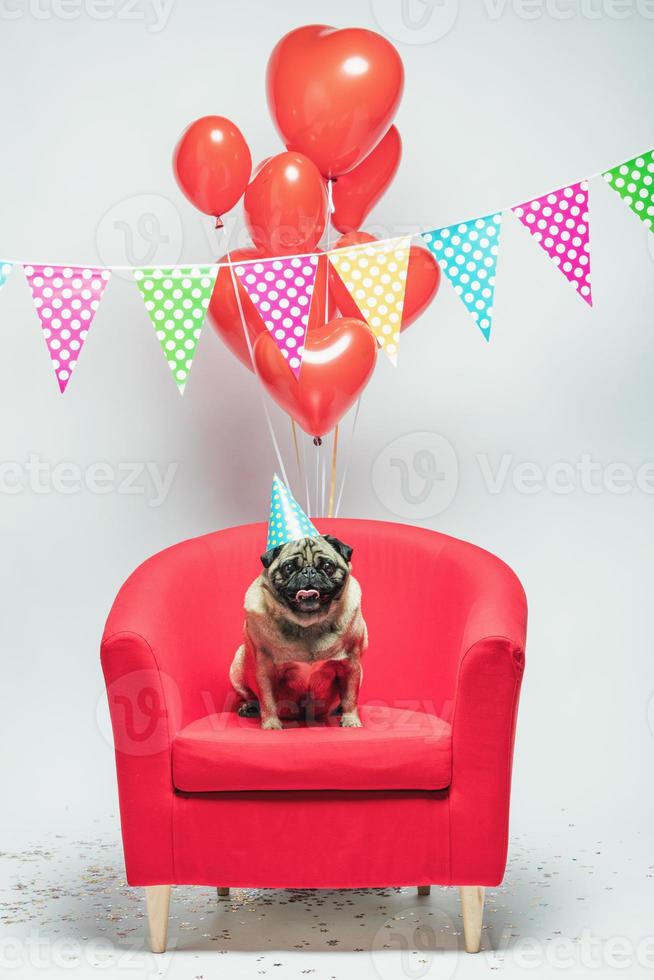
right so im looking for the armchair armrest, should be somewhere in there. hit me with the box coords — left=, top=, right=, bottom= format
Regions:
left=448, top=557, right=527, bottom=886
left=101, top=629, right=179, bottom=884
left=100, top=529, right=257, bottom=885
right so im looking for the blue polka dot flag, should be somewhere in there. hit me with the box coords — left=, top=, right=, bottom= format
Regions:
left=0, top=262, right=13, bottom=292
left=267, top=474, right=319, bottom=551
left=421, top=213, right=503, bottom=341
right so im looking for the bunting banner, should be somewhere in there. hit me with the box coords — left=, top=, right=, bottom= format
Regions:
left=133, top=266, right=218, bottom=394
left=24, top=264, right=111, bottom=393
left=234, top=254, right=319, bottom=378
left=422, top=213, right=502, bottom=341
left=328, top=236, right=411, bottom=365
left=1, top=145, right=652, bottom=396
left=512, top=180, right=592, bottom=306
left=603, top=150, right=654, bottom=230
left=0, top=261, right=12, bottom=291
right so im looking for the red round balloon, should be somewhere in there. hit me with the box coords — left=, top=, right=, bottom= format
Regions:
left=329, top=232, right=441, bottom=331
left=253, top=317, right=377, bottom=436
left=266, top=25, right=404, bottom=178
left=331, top=126, right=402, bottom=233
left=244, top=151, right=328, bottom=255
left=209, top=248, right=335, bottom=371
left=173, top=116, right=252, bottom=225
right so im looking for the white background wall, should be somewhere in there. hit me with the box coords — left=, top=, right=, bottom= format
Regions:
left=1, top=0, right=653, bottom=878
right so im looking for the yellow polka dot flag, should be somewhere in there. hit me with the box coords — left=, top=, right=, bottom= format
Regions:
left=133, top=266, right=218, bottom=394
left=328, top=237, right=411, bottom=365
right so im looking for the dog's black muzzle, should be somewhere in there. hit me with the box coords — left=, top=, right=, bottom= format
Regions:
left=282, top=566, right=342, bottom=613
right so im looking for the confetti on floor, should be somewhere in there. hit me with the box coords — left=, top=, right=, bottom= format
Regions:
left=0, top=815, right=651, bottom=979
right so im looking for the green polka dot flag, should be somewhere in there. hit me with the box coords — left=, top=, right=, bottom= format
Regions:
left=267, top=474, right=319, bottom=551
left=133, top=266, right=218, bottom=394
left=603, top=149, right=654, bottom=230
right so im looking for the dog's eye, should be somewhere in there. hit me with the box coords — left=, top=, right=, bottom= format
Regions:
left=281, top=560, right=298, bottom=577
left=321, top=561, right=335, bottom=577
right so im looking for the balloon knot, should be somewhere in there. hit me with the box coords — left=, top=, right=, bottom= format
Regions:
left=313, top=436, right=322, bottom=447
left=215, top=216, right=224, bottom=230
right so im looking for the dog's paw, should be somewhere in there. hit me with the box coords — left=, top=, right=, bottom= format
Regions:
left=261, top=717, right=283, bottom=731
left=340, top=712, right=362, bottom=728
left=237, top=700, right=260, bottom=718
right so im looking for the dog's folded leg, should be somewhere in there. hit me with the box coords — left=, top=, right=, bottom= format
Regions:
left=339, top=659, right=363, bottom=728
left=237, top=700, right=260, bottom=717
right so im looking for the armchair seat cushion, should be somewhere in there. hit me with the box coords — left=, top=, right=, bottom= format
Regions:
left=172, top=705, right=452, bottom=793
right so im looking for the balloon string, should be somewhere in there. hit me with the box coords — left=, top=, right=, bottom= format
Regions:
left=291, top=417, right=301, bottom=473
left=324, top=179, right=334, bottom=324
left=328, top=424, right=339, bottom=518
left=321, top=453, right=327, bottom=516
left=300, top=425, right=311, bottom=517
left=334, top=397, right=362, bottom=518
left=314, top=439, right=321, bottom=518
left=226, top=234, right=291, bottom=490
left=291, top=417, right=310, bottom=518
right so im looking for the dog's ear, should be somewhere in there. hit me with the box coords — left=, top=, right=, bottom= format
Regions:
left=322, top=534, right=353, bottom=564
left=260, top=545, right=283, bottom=569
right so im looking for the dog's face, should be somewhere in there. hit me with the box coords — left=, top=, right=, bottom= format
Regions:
left=260, top=535, right=353, bottom=617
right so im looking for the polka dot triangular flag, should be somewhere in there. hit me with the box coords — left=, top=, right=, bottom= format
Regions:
left=133, top=266, right=218, bottom=394
left=234, top=254, right=319, bottom=378
left=0, top=261, right=12, bottom=291
left=512, top=181, right=592, bottom=306
left=603, top=149, right=654, bottom=230
left=421, top=214, right=502, bottom=341
left=266, top=473, right=319, bottom=550
left=328, top=237, right=410, bottom=365
left=23, top=264, right=111, bottom=393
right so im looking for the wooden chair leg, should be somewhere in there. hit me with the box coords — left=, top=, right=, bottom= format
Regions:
left=217, top=887, right=230, bottom=898
left=417, top=885, right=431, bottom=896
left=145, top=885, right=170, bottom=954
left=460, top=886, right=485, bottom=953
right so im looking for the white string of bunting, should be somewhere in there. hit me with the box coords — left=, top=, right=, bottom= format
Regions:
left=0, top=147, right=651, bottom=393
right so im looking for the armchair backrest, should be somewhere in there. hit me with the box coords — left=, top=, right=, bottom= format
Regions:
left=103, top=519, right=526, bottom=727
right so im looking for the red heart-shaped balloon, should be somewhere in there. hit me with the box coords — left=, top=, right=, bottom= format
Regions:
left=266, top=25, right=404, bottom=178
left=253, top=317, right=377, bottom=437
left=331, top=126, right=402, bottom=233
left=329, top=231, right=441, bottom=331
left=209, top=248, right=335, bottom=372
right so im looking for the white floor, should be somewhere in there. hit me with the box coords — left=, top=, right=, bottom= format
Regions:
left=1, top=813, right=652, bottom=980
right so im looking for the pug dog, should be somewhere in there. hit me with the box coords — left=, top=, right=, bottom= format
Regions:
left=229, top=534, right=367, bottom=730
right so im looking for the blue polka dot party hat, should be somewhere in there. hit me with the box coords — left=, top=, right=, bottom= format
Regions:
left=267, top=474, right=319, bottom=551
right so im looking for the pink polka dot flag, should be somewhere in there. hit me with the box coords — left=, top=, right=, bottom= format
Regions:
left=234, top=254, right=319, bottom=377
left=23, top=264, right=111, bottom=392
left=512, top=181, right=592, bottom=306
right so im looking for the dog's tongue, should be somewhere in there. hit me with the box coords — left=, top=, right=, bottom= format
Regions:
left=295, top=589, right=320, bottom=601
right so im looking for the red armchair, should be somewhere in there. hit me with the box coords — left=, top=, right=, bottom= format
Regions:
left=101, top=519, right=526, bottom=954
